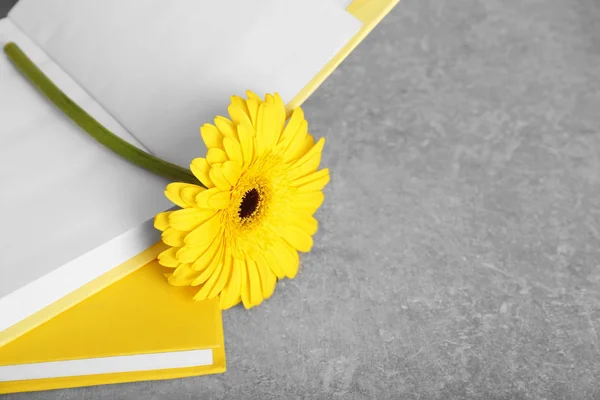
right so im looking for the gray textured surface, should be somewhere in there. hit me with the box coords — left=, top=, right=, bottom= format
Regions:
left=3, top=0, right=600, bottom=398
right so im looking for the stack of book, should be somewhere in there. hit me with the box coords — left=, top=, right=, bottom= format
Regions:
left=0, top=0, right=398, bottom=394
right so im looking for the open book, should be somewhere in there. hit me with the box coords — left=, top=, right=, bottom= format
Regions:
left=0, top=0, right=362, bottom=346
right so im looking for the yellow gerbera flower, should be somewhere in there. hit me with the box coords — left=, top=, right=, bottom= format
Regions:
left=154, top=91, right=329, bottom=310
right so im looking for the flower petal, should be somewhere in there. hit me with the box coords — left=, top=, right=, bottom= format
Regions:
left=207, top=190, right=231, bottom=209
left=221, top=257, right=243, bottom=309
left=256, top=102, right=278, bottom=156
left=300, top=133, right=316, bottom=156
left=286, top=138, right=325, bottom=181
left=194, top=263, right=223, bottom=300
left=282, top=121, right=309, bottom=162
left=181, top=186, right=205, bottom=206
left=154, top=211, right=172, bottom=231
left=245, top=90, right=262, bottom=102
left=292, top=168, right=330, bottom=192
left=246, top=97, right=260, bottom=127
left=223, top=136, right=244, bottom=166
left=230, top=95, right=249, bottom=116
left=285, top=213, right=318, bottom=236
left=190, top=158, right=214, bottom=188
left=255, top=254, right=277, bottom=299
left=169, top=263, right=200, bottom=286
left=165, top=182, right=202, bottom=208
left=280, top=225, right=313, bottom=252
left=237, top=120, right=255, bottom=167
left=206, top=148, right=228, bottom=165
left=161, top=227, right=187, bottom=247
left=272, top=240, right=300, bottom=279
left=246, top=257, right=263, bottom=307
left=191, top=236, right=222, bottom=271
left=220, top=294, right=241, bottom=310
left=273, top=92, right=286, bottom=133
left=168, top=207, right=216, bottom=231
left=262, top=246, right=286, bottom=279
left=191, top=246, right=223, bottom=287
left=240, top=259, right=251, bottom=308
left=158, top=247, right=180, bottom=268
left=279, top=107, right=304, bottom=148
left=214, top=116, right=236, bottom=138
left=221, top=160, right=242, bottom=186
left=200, top=123, right=223, bottom=150
left=209, top=164, right=232, bottom=191
left=168, top=275, right=196, bottom=287
left=263, top=94, right=284, bottom=136
left=289, top=191, right=325, bottom=214
left=208, top=252, right=233, bottom=299
left=193, top=250, right=230, bottom=300
left=176, top=240, right=213, bottom=263
left=228, top=104, right=252, bottom=127
left=184, top=213, right=221, bottom=247
left=195, top=187, right=222, bottom=208
left=172, top=262, right=195, bottom=278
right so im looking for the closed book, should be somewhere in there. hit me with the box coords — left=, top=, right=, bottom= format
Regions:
left=0, top=251, right=225, bottom=394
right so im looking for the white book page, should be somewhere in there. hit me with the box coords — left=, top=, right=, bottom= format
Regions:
left=0, top=349, right=213, bottom=381
left=9, top=0, right=362, bottom=168
left=0, top=18, right=171, bottom=302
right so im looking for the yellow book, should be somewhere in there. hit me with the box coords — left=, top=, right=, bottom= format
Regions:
left=0, top=254, right=225, bottom=394
left=0, top=0, right=398, bottom=394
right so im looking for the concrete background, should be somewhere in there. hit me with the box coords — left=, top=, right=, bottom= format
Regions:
left=2, top=0, right=600, bottom=398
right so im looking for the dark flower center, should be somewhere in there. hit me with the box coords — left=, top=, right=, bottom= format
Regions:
left=239, top=188, right=260, bottom=219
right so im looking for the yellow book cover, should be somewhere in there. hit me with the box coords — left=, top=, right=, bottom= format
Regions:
left=0, top=256, right=225, bottom=394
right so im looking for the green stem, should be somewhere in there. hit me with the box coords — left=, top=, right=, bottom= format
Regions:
left=3, top=42, right=201, bottom=186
